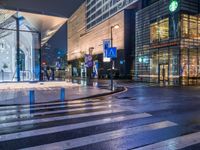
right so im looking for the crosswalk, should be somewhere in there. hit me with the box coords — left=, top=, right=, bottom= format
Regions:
left=118, top=83, right=158, bottom=89
left=133, top=131, right=200, bottom=150
left=0, top=98, right=199, bottom=150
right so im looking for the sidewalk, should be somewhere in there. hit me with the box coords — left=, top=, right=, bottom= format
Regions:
left=0, top=81, right=113, bottom=105
left=69, top=78, right=131, bottom=87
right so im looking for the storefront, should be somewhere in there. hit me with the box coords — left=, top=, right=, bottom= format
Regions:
left=0, top=9, right=66, bottom=82
left=135, top=0, right=200, bottom=85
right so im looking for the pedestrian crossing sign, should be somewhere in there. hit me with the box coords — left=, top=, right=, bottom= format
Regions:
left=105, top=47, right=117, bottom=58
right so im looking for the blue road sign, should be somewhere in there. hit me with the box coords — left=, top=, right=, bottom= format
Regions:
left=103, top=40, right=111, bottom=51
left=105, top=47, right=117, bottom=58
left=103, top=39, right=111, bottom=62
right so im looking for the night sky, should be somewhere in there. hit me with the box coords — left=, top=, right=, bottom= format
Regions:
left=1, top=0, right=84, bottom=51
left=1, top=0, right=84, bottom=17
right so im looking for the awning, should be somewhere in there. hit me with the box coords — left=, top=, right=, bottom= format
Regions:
left=20, top=12, right=67, bottom=46
left=0, top=8, right=67, bottom=46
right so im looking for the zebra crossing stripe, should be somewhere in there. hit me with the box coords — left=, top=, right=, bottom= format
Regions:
left=0, top=105, right=118, bottom=121
left=132, top=131, right=200, bottom=150
left=21, top=121, right=177, bottom=150
left=0, top=101, right=112, bottom=115
left=0, top=99, right=102, bottom=110
left=0, top=109, right=125, bottom=128
left=0, top=113, right=152, bottom=142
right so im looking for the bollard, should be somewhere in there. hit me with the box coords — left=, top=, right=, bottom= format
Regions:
left=60, top=88, right=65, bottom=101
left=29, top=90, right=35, bottom=105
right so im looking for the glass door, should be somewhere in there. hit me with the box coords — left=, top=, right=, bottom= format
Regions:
left=159, top=64, right=169, bottom=82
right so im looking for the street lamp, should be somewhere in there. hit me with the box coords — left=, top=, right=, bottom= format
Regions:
left=113, top=24, right=120, bottom=29
left=110, top=24, right=120, bottom=91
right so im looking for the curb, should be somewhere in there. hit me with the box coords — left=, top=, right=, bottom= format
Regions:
left=71, top=86, right=126, bottom=101
left=0, top=86, right=127, bottom=106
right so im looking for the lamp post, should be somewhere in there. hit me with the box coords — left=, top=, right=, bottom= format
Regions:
left=110, top=24, right=120, bottom=91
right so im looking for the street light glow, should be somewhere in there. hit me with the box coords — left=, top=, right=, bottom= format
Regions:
left=113, top=24, right=120, bottom=29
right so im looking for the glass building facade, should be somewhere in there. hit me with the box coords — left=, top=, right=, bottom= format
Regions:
left=0, top=9, right=41, bottom=82
left=0, top=9, right=66, bottom=82
left=135, top=0, right=200, bottom=85
left=86, top=0, right=139, bottom=29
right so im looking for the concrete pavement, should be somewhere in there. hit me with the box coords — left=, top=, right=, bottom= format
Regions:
left=0, top=81, right=113, bottom=105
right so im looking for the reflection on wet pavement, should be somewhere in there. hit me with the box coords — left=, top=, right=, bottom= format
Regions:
left=0, top=82, right=199, bottom=149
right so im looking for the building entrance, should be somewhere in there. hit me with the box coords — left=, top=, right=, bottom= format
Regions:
left=159, top=64, right=169, bottom=83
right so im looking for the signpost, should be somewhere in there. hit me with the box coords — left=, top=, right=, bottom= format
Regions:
left=106, top=47, right=117, bottom=91
left=103, top=24, right=119, bottom=91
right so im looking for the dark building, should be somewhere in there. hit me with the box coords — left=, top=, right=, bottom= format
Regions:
left=135, top=0, right=200, bottom=85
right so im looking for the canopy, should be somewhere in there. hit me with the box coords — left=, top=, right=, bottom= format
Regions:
left=0, top=8, right=67, bottom=46
left=20, top=12, right=67, bottom=46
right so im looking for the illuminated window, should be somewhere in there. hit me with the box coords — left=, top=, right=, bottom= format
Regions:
left=182, top=14, right=189, bottom=38
left=181, top=14, right=199, bottom=39
left=189, top=16, right=198, bottom=38
left=198, top=17, right=200, bottom=39
left=150, top=18, right=169, bottom=43
left=150, top=22, right=159, bottom=43
left=159, top=18, right=169, bottom=40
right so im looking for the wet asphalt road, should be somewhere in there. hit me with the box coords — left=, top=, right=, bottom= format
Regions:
left=0, top=83, right=199, bottom=149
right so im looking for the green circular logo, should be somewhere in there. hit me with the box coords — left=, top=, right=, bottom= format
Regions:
left=169, top=0, right=178, bottom=12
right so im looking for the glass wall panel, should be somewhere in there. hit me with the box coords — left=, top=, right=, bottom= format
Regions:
left=158, top=49, right=169, bottom=84
left=0, top=12, right=17, bottom=30
left=0, top=29, right=17, bottom=81
left=181, top=14, right=189, bottom=38
left=150, top=22, right=159, bottom=43
left=32, top=32, right=40, bottom=81
left=150, top=50, right=158, bottom=83
left=189, top=48, right=198, bottom=85
left=159, top=49, right=168, bottom=64
left=197, top=49, right=200, bottom=84
left=181, top=48, right=188, bottom=85
left=189, top=49, right=198, bottom=77
left=136, top=53, right=150, bottom=82
left=150, top=18, right=169, bottom=43
left=198, top=18, right=200, bottom=39
left=169, top=47, right=179, bottom=85
left=189, top=16, right=198, bottom=39
left=181, top=14, right=199, bottom=39
left=0, top=10, right=41, bottom=82
left=19, top=31, right=40, bottom=81
left=143, top=54, right=150, bottom=82
left=159, top=18, right=169, bottom=40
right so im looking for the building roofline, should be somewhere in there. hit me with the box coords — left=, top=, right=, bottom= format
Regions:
left=1, top=6, right=67, bottom=19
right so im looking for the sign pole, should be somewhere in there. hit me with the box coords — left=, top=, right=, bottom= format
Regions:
left=104, top=24, right=119, bottom=91
left=110, top=26, right=114, bottom=91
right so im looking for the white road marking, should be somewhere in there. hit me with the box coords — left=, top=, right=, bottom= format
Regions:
left=21, top=121, right=177, bottom=150
left=0, top=113, right=152, bottom=142
left=0, top=109, right=125, bottom=128
left=0, top=105, right=119, bottom=121
left=0, top=101, right=113, bottom=115
left=0, top=99, right=102, bottom=110
left=133, top=131, right=200, bottom=150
